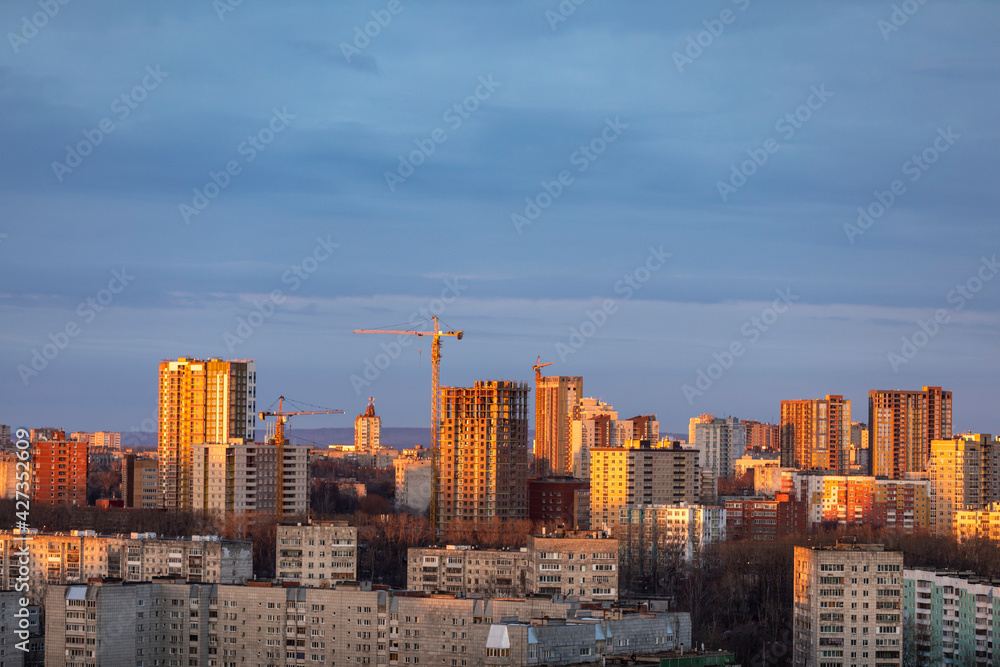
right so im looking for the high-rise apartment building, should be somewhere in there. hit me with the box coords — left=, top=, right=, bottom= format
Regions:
left=534, top=375, right=583, bottom=477
left=354, top=397, right=381, bottom=458
left=122, top=454, right=159, bottom=508
left=689, top=414, right=714, bottom=446
left=868, top=387, right=952, bottom=478
left=927, top=434, right=996, bottom=535
left=30, top=430, right=87, bottom=505
left=780, top=395, right=851, bottom=473
left=743, top=419, right=780, bottom=452
left=693, top=416, right=746, bottom=479
left=158, top=357, right=256, bottom=510
left=589, top=441, right=700, bottom=529
left=437, top=380, right=529, bottom=534
left=569, top=402, right=659, bottom=480
left=793, top=541, right=903, bottom=667
left=190, top=439, right=282, bottom=514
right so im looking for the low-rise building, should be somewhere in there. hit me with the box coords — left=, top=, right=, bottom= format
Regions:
left=276, top=521, right=358, bottom=583
left=724, top=493, right=806, bottom=541
left=408, top=530, right=619, bottom=602
left=44, top=579, right=692, bottom=667
left=527, top=530, right=618, bottom=602
left=954, top=501, right=1000, bottom=541
left=0, top=530, right=252, bottom=603
left=618, top=504, right=725, bottom=562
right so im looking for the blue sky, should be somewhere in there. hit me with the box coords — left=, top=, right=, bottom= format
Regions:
left=1, top=0, right=998, bottom=436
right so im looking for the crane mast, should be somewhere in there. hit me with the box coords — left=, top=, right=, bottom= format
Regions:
left=353, top=316, right=463, bottom=539
left=258, top=396, right=344, bottom=514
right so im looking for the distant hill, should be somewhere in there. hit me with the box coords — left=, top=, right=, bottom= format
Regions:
left=123, top=427, right=685, bottom=451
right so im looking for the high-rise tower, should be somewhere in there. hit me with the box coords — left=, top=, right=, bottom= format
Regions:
left=868, top=387, right=952, bottom=478
left=437, top=380, right=529, bottom=534
left=780, top=395, right=851, bottom=473
left=157, top=357, right=256, bottom=510
left=534, top=375, right=582, bottom=477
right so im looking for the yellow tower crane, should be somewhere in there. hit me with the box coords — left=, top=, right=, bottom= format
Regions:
left=258, top=396, right=344, bottom=512
left=353, top=316, right=463, bottom=537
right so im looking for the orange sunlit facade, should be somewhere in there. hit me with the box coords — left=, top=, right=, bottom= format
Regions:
left=31, top=430, right=87, bottom=505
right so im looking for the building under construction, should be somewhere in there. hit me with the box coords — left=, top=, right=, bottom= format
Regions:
left=437, top=380, right=530, bottom=535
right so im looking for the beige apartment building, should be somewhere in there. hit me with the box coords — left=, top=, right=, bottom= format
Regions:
left=0, top=530, right=252, bottom=604
left=158, top=357, right=257, bottom=510
left=927, top=434, right=997, bottom=536
left=793, top=541, right=903, bottom=667
left=534, top=375, right=583, bottom=477
left=589, top=441, right=700, bottom=529
left=409, top=530, right=619, bottom=602
left=408, top=545, right=529, bottom=597
left=276, top=521, right=358, bottom=583
left=45, top=579, right=691, bottom=667
left=190, top=440, right=286, bottom=514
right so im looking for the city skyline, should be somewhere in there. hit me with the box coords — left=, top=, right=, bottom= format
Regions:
left=2, top=1, right=999, bottom=435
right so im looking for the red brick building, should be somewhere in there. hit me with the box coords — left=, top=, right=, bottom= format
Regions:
left=528, top=477, right=590, bottom=530
left=725, top=493, right=805, bottom=541
left=31, top=430, right=88, bottom=505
